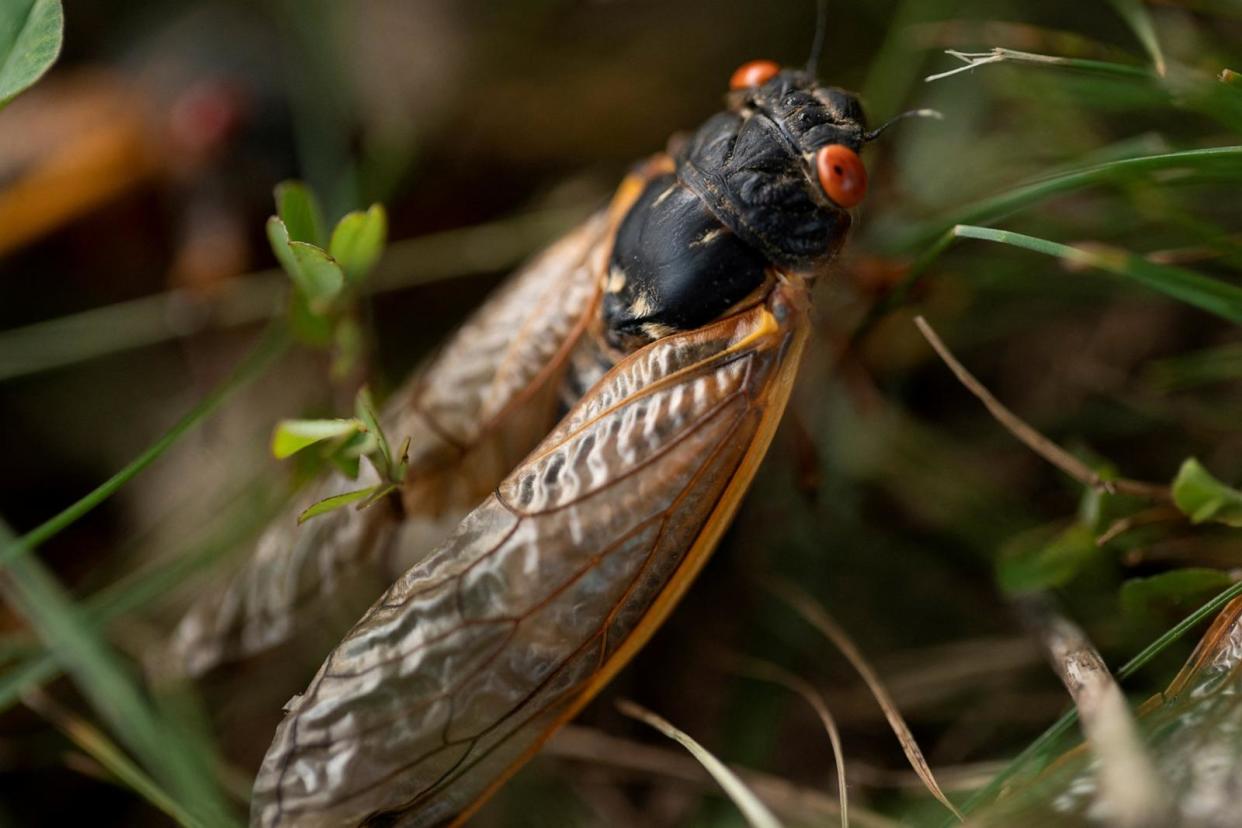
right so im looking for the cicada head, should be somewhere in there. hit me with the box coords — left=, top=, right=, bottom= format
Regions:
left=716, top=62, right=870, bottom=269
left=602, top=62, right=870, bottom=350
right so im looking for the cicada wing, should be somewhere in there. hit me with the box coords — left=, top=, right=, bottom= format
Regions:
left=251, top=279, right=812, bottom=828
left=169, top=209, right=615, bottom=676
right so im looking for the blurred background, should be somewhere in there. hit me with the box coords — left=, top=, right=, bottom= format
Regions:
left=1, top=0, right=1241, bottom=825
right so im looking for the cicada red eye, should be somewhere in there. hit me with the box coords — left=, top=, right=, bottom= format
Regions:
left=729, top=59, right=780, bottom=90
left=815, top=144, right=867, bottom=208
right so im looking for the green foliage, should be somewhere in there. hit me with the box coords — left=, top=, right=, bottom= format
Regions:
left=0, top=0, right=62, bottom=108
left=273, top=387, right=407, bottom=523
left=997, top=522, right=1098, bottom=595
left=274, top=180, right=327, bottom=247
left=287, top=241, right=345, bottom=310
left=1120, top=568, right=1235, bottom=622
left=0, top=525, right=238, bottom=827
left=270, top=418, right=364, bottom=459
left=954, top=226, right=1242, bottom=325
left=297, top=486, right=378, bottom=524
left=1172, top=458, right=1242, bottom=527
left=266, top=181, right=388, bottom=373
left=330, top=204, right=388, bottom=283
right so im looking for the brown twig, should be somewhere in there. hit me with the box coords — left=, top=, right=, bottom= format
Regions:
left=913, top=316, right=1170, bottom=501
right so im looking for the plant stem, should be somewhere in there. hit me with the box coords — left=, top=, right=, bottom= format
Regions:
left=0, top=324, right=289, bottom=569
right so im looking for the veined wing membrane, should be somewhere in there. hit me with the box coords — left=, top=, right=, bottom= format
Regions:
left=169, top=208, right=613, bottom=676
left=251, top=279, right=811, bottom=828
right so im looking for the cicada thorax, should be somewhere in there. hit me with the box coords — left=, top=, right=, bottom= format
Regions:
left=597, top=68, right=866, bottom=353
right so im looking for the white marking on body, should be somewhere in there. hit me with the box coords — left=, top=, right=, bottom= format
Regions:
left=652, top=182, right=678, bottom=207
left=641, top=322, right=676, bottom=341
left=692, top=226, right=727, bottom=247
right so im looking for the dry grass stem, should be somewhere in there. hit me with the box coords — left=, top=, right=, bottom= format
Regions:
left=914, top=316, right=1170, bottom=501
left=766, top=578, right=964, bottom=821
left=617, top=700, right=784, bottom=828
left=1018, top=597, right=1169, bottom=826
left=729, top=654, right=850, bottom=828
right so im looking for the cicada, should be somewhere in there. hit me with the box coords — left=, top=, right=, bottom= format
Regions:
left=174, top=53, right=897, bottom=828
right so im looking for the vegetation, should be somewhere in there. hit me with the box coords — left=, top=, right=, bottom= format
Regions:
left=0, top=1, right=1239, bottom=826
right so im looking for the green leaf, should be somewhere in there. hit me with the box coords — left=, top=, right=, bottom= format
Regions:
left=357, top=482, right=399, bottom=510
left=0, top=0, right=63, bottom=108
left=326, top=430, right=377, bottom=479
left=297, top=486, right=379, bottom=523
left=1120, top=568, right=1235, bottom=621
left=1172, top=458, right=1242, bottom=527
left=274, top=180, right=326, bottom=247
left=354, top=387, right=392, bottom=478
left=271, top=418, right=363, bottom=459
left=998, top=523, right=1098, bottom=595
left=288, top=242, right=345, bottom=311
left=329, top=204, right=388, bottom=283
left=265, top=217, right=299, bottom=279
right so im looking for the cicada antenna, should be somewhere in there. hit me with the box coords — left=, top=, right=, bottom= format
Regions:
left=806, top=0, right=828, bottom=75
left=863, top=108, right=943, bottom=142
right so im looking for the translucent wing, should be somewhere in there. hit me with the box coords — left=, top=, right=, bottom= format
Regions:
left=251, top=278, right=812, bottom=828
left=169, top=209, right=612, bottom=676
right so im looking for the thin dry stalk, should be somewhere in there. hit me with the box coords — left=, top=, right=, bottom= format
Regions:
left=765, top=578, right=964, bottom=822
left=1017, top=596, right=1169, bottom=826
left=729, top=655, right=850, bottom=828
left=617, top=700, right=784, bottom=828
left=547, top=725, right=899, bottom=828
left=913, top=316, right=1170, bottom=501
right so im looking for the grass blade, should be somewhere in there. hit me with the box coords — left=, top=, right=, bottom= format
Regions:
left=1107, top=0, right=1166, bottom=76
left=23, top=689, right=199, bottom=827
left=913, top=315, right=1169, bottom=500
left=0, top=324, right=288, bottom=569
left=952, top=225, right=1242, bottom=324
left=0, top=477, right=278, bottom=713
left=731, top=656, right=849, bottom=828
left=618, top=700, right=784, bottom=828
left=767, top=579, right=964, bottom=821
left=887, top=146, right=1242, bottom=253
left=0, top=522, right=237, bottom=827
